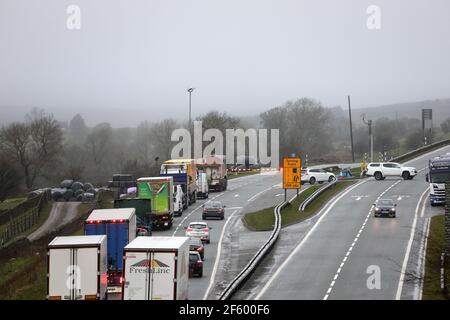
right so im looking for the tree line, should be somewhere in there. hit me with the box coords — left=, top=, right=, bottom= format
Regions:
left=1, top=100, right=450, bottom=201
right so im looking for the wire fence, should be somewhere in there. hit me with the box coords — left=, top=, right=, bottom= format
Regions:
left=0, top=190, right=51, bottom=247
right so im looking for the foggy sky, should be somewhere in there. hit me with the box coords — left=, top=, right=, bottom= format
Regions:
left=1, top=0, right=449, bottom=127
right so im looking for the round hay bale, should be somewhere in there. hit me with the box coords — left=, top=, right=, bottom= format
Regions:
left=62, top=189, right=74, bottom=201
left=51, top=189, right=63, bottom=202
left=71, top=181, right=84, bottom=192
left=27, top=190, right=40, bottom=200
left=86, top=188, right=96, bottom=195
left=74, top=189, right=84, bottom=197
left=60, top=180, right=74, bottom=189
left=83, top=182, right=94, bottom=191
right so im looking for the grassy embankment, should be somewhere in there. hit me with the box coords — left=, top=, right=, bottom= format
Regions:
left=422, top=214, right=450, bottom=300
left=243, top=180, right=355, bottom=231
left=0, top=191, right=114, bottom=300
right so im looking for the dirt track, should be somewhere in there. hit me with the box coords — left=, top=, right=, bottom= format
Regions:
left=28, top=202, right=81, bottom=241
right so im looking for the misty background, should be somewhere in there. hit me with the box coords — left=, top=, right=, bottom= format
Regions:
left=1, top=1, right=450, bottom=195
left=1, top=0, right=450, bottom=126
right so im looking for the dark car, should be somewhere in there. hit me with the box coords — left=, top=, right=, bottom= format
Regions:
left=373, top=199, right=397, bottom=218
left=189, top=251, right=203, bottom=277
left=202, top=201, right=226, bottom=220
left=189, top=237, right=205, bottom=260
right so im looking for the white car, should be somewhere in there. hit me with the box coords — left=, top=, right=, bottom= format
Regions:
left=185, top=222, right=211, bottom=244
left=300, top=168, right=336, bottom=185
left=365, top=162, right=417, bottom=180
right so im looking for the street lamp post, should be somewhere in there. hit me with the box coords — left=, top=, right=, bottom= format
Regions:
left=187, top=88, right=195, bottom=129
left=362, top=114, right=373, bottom=162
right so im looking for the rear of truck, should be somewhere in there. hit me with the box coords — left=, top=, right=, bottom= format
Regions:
left=122, top=236, right=189, bottom=300
left=160, top=159, right=198, bottom=206
left=137, top=177, right=174, bottom=230
left=84, top=209, right=136, bottom=294
left=47, top=235, right=107, bottom=300
left=114, top=198, right=152, bottom=235
left=198, top=156, right=227, bottom=192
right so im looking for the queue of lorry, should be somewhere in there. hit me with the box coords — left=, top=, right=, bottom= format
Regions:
left=46, top=156, right=228, bottom=300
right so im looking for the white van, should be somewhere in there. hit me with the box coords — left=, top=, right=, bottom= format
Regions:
left=196, top=172, right=209, bottom=199
left=173, top=184, right=184, bottom=216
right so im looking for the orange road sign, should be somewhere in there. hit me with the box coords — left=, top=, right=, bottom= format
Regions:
left=283, top=157, right=301, bottom=189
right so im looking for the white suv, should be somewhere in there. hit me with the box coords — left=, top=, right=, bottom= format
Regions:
left=301, top=168, right=336, bottom=185
left=365, top=162, right=417, bottom=180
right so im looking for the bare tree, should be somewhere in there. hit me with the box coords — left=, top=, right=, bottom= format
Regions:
left=196, top=111, right=241, bottom=133
left=0, top=156, right=21, bottom=203
left=0, top=110, right=62, bottom=189
left=85, top=123, right=113, bottom=167
left=261, top=98, right=333, bottom=159
left=135, top=121, right=153, bottom=164
left=151, top=119, right=179, bottom=161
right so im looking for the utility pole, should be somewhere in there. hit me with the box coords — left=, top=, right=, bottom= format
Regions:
left=187, top=88, right=195, bottom=130
left=348, top=95, right=355, bottom=163
left=362, top=114, right=373, bottom=162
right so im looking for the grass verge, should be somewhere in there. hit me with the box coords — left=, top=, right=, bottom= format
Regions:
left=0, top=192, right=115, bottom=300
left=422, top=214, right=450, bottom=300
left=243, top=180, right=355, bottom=231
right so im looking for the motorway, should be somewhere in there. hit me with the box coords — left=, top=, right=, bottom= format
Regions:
left=254, top=146, right=450, bottom=300
left=157, top=170, right=282, bottom=300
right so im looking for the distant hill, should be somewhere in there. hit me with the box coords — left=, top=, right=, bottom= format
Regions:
left=351, top=98, right=450, bottom=123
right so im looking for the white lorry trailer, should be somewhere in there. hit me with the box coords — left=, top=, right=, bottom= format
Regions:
left=47, top=235, right=108, bottom=300
left=122, top=236, right=190, bottom=300
left=196, top=172, right=209, bottom=199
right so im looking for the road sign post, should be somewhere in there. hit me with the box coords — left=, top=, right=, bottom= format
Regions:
left=283, top=158, right=301, bottom=201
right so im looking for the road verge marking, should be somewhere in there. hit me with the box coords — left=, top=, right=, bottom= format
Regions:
left=255, top=179, right=366, bottom=299
left=202, top=208, right=240, bottom=300
left=395, top=187, right=429, bottom=300
left=323, top=180, right=401, bottom=300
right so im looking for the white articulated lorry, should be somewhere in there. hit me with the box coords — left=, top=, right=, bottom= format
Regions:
left=47, top=235, right=108, bottom=300
left=122, top=236, right=190, bottom=300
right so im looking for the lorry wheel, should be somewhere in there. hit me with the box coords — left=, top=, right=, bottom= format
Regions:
left=374, top=172, right=383, bottom=180
left=309, top=177, right=316, bottom=185
left=402, top=172, right=410, bottom=180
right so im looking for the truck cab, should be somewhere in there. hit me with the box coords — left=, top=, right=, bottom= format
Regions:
left=160, top=159, right=198, bottom=206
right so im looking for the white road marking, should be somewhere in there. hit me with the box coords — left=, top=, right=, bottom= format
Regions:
left=420, top=194, right=429, bottom=218
left=172, top=193, right=224, bottom=236
left=202, top=208, right=240, bottom=300
left=351, top=195, right=368, bottom=201
left=247, top=186, right=276, bottom=203
left=255, top=179, right=367, bottom=300
left=415, top=217, right=430, bottom=300
left=323, top=180, right=401, bottom=300
left=395, top=188, right=429, bottom=300
left=234, top=194, right=239, bottom=197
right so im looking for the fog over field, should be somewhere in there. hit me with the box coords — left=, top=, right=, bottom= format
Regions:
left=1, top=0, right=450, bottom=127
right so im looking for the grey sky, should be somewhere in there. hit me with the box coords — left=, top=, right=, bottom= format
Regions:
left=1, top=0, right=449, bottom=127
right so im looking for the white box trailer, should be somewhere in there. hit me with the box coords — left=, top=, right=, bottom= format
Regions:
left=47, top=235, right=107, bottom=300
left=122, top=236, right=190, bottom=300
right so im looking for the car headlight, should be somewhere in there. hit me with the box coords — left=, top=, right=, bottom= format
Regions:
left=390, top=208, right=395, bottom=211
left=375, top=207, right=380, bottom=211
